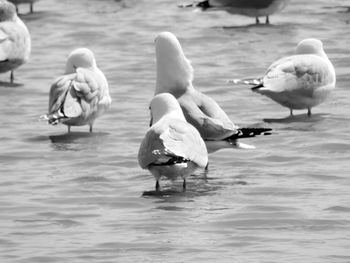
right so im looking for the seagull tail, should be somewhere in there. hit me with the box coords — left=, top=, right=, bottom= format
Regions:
left=228, top=78, right=262, bottom=87
left=178, top=2, right=196, bottom=8
left=178, top=1, right=211, bottom=9
left=41, top=82, right=73, bottom=125
left=150, top=153, right=190, bottom=166
left=39, top=112, right=66, bottom=126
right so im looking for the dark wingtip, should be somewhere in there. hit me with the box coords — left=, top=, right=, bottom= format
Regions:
left=226, top=127, right=273, bottom=140
left=196, top=0, right=211, bottom=9
left=239, top=127, right=272, bottom=138
left=251, top=83, right=264, bottom=91
left=150, top=156, right=190, bottom=166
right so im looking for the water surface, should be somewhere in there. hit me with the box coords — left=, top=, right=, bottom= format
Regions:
left=1, top=0, right=350, bottom=262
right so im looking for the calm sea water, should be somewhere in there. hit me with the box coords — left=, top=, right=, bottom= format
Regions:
left=1, top=0, right=350, bottom=262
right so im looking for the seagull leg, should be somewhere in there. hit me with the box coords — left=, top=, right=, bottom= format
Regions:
left=68, top=126, right=71, bottom=133
left=30, top=3, right=34, bottom=13
left=289, top=108, right=293, bottom=116
left=15, top=5, right=19, bottom=14
left=183, top=179, right=186, bottom=191
left=266, top=16, right=270, bottom=24
left=10, top=71, right=14, bottom=83
left=307, top=108, right=311, bottom=117
left=89, top=124, right=93, bottom=133
left=155, top=180, right=160, bottom=192
left=256, top=17, right=260, bottom=24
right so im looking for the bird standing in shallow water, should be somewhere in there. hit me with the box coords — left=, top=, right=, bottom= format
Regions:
left=180, top=0, right=290, bottom=24
left=231, top=39, right=336, bottom=117
left=0, top=0, right=31, bottom=83
left=42, top=48, right=111, bottom=133
left=138, top=93, right=208, bottom=192
left=154, top=31, right=270, bottom=152
left=8, top=0, right=39, bottom=14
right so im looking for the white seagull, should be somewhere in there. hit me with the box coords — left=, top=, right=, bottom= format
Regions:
left=138, top=93, right=208, bottom=192
left=8, top=0, right=39, bottom=13
left=180, top=0, right=290, bottom=24
left=154, top=31, right=269, bottom=150
left=0, top=0, right=31, bottom=83
left=231, top=39, right=336, bottom=117
left=42, top=48, right=111, bottom=133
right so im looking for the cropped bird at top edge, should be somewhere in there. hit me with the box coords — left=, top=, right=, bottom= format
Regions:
left=41, top=48, right=112, bottom=133
left=154, top=31, right=270, bottom=152
left=8, top=0, right=39, bottom=14
left=179, top=0, right=290, bottom=24
left=138, top=93, right=208, bottom=192
left=0, top=0, right=31, bottom=83
left=230, top=38, right=336, bottom=117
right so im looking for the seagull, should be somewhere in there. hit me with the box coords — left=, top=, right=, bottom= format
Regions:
left=0, top=0, right=31, bottom=83
left=154, top=31, right=270, bottom=151
left=8, top=0, right=39, bottom=14
left=230, top=39, right=336, bottom=117
left=138, top=93, right=208, bottom=192
left=42, top=48, right=111, bottom=133
left=179, top=0, right=290, bottom=24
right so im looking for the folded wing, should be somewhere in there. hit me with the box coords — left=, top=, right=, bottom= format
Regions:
left=211, top=0, right=275, bottom=9
left=138, top=119, right=208, bottom=169
left=179, top=92, right=239, bottom=140
left=262, top=55, right=334, bottom=95
left=48, top=68, right=104, bottom=123
left=0, top=28, right=11, bottom=61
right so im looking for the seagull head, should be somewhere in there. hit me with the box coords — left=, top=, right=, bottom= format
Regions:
left=149, top=93, right=185, bottom=125
left=0, top=0, right=16, bottom=22
left=65, top=48, right=97, bottom=74
left=295, top=38, right=327, bottom=58
left=155, top=32, right=194, bottom=95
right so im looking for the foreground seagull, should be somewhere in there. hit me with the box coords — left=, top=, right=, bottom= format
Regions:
left=138, top=93, right=208, bottom=192
left=230, top=39, right=336, bottom=117
left=154, top=31, right=269, bottom=150
left=179, top=0, right=289, bottom=24
left=0, top=0, right=31, bottom=83
left=9, top=0, right=39, bottom=13
left=42, top=48, right=111, bottom=133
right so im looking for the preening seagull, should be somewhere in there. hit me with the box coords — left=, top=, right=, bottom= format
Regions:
left=0, top=0, right=31, bottom=83
left=230, top=38, right=336, bottom=117
left=138, top=93, right=208, bottom=192
left=154, top=31, right=270, bottom=151
left=42, top=48, right=111, bottom=133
